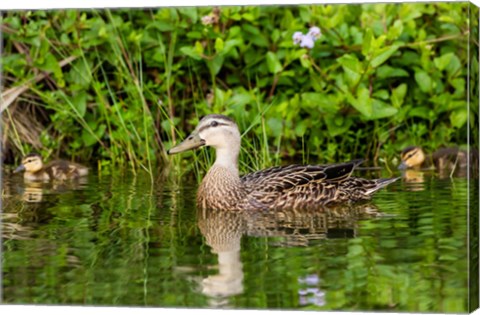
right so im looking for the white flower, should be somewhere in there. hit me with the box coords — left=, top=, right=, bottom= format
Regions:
left=292, top=31, right=303, bottom=45
left=307, top=26, right=321, bottom=40
left=292, top=26, right=321, bottom=49
left=299, top=35, right=315, bottom=49
left=201, top=15, right=214, bottom=25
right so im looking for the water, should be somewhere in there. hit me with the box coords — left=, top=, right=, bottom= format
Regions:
left=1, top=167, right=476, bottom=312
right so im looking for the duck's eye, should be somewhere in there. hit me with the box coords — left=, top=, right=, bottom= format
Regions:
left=210, top=121, right=218, bottom=127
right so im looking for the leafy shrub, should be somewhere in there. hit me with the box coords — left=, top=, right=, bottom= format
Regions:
left=1, top=3, right=475, bottom=173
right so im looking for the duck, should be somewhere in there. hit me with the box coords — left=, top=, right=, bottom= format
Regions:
left=167, top=114, right=399, bottom=211
left=398, top=145, right=477, bottom=171
left=13, top=152, right=89, bottom=181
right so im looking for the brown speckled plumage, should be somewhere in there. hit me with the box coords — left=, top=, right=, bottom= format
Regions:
left=197, top=165, right=247, bottom=210
left=197, top=161, right=397, bottom=211
left=169, top=114, right=399, bottom=211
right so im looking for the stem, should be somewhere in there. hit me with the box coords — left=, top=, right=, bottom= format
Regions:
left=268, top=74, right=279, bottom=99
left=166, top=31, right=177, bottom=144
left=309, top=56, right=344, bottom=93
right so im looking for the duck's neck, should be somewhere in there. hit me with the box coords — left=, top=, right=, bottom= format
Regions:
left=197, top=145, right=244, bottom=210
left=212, top=146, right=240, bottom=178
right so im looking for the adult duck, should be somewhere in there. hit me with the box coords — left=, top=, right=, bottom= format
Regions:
left=168, top=114, right=398, bottom=211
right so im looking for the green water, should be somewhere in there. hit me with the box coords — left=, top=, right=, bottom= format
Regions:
left=1, top=168, right=476, bottom=312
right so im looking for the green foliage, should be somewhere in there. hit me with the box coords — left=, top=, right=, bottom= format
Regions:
left=1, top=3, right=474, bottom=172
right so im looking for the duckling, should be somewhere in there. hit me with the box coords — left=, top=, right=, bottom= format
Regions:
left=398, top=146, right=476, bottom=171
left=168, top=114, right=399, bottom=211
left=14, top=153, right=88, bottom=181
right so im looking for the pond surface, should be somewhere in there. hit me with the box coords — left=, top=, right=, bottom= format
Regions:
left=1, top=166, right=476, bottom=313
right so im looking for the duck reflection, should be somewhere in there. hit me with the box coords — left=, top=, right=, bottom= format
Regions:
left=197, top=208, right=245, bottom=306
left=1, top=212, right=34, bottom=241
left=16, top=177, right=89, bottom=203
left=196, top=203, right=381, bottom=306
left=400, top=169, right=428, bottom=192
left=22, top=181, right=45, bottom=202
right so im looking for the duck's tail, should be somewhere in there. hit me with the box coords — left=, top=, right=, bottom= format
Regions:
left=366, top=177, right=400, bottom=195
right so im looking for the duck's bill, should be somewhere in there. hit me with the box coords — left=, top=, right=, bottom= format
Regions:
left=13, top=164, right=25, bottom=173
left=397, top=162, right=408, bottom=170
left=168, top=133, right=206, bottom=155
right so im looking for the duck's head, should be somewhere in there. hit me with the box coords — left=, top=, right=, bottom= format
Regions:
left=14, top=153, right=44, bottom=173
left=168, top=114, right=240, bottom=155
left=398, top=146, right=425, bottom=170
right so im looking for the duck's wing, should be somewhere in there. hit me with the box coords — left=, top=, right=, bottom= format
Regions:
left=44, top=160, right=88, bottom=179
left=431, top=147, right=460, bottom=161
left=43, top=160, right=70, bottom=179
left=241, top=160, right=364, bottom=194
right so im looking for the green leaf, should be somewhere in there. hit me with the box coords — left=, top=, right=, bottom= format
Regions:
left=301, top=93, right=340, bottom=114
left=337, top=54, right=362, bottom=73
left=391, top=83, right=407, bottom=107
left=337, top=54, right=363, bottom=85
left=295, top=120, right=308, bottom=137
left=445, top=54, right=461, bottom=77
left=194, top=41, right=204, bottom=56
left=81, top=130, right=97, bottom=147
left=39, top=54, right=63, bottom=81
left=409, top=106, right=430, bottom=119
left=220, top=39, right=242, bottom=56
left=415, top=70, right=433, bottom=93
left=362, top=29, right=373, bottom=57
left=266, top=51, right=282, bottom=74
left=451, top=78, right=465, bottom=96
left=227, top=92, right=253, bottom=109
left=243, top=24, right=269, bottom=47
left=242, top=12, right=255, bottom=21
left=299, top=54, right=311, bottom=68
left=96, top=124, right=106, bottom=139
left=151, top=20, right=175, bottom=32
left=267, top=117, right=283, bottom=137
left=70, top=59, right=92, bottom=89
left=346, top=88, right=397, bottom=120
left=370, top=45, right=400, bottom=68
left=71, top=91, right=87, bottom=117
left=82, top=123, right=106, bottom=147
left=180, top=46, right=202, bottom=60
left=434, top=52, right=453, bottom=71
left=324, top=114, right=353, bottom=137
left=346, top=88, right=372, bottom=118
left=208, top=55, right=224, bottom=76
left=450, top=108, right=467, bottom=128
left=373, top=89, right=389, bottom=100
left=376, top=65, right=409, bottom=79
left=186, top=31, right=202, bottom=39
left=387, top=20, right=404, bottom=40
left=214, top=37, right=224, bottom=54
left=398, top=4, right=423, bottom=21
left=370, top=99, right=398, bottom=119
left=179, top=7, right=198, bottom=22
